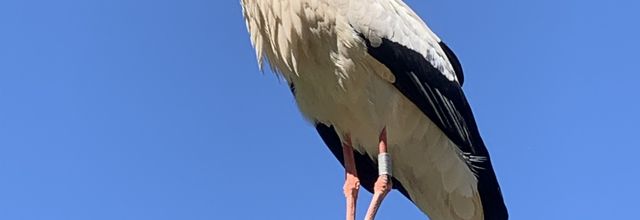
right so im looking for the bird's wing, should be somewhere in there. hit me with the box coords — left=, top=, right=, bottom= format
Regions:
left=344, top=1, right=508, bottom=219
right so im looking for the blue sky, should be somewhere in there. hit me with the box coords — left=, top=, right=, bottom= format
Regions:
left=1, top=0, right=639, bottom=219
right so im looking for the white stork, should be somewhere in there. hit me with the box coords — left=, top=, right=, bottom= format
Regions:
left=240, top=0, right=508, bottom=219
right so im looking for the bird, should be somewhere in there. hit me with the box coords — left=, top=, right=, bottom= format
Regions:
left=240, top=0, right=508, bottom=219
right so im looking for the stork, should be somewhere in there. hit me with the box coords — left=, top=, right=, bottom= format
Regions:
left=240, top=0, right=508, bottom=219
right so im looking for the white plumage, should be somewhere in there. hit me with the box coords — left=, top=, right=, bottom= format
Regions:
left=241, top=0, right=507, bottom=219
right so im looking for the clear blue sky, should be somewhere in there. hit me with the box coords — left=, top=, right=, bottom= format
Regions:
left=1, top=0, right=639, bottom=219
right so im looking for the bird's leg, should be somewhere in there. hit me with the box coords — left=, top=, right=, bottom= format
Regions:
left=364, top=127, right=392, bottom=220
left=342, top=134, right=360, bottom=220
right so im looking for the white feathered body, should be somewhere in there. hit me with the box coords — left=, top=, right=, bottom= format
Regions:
left=241, top=0, right=483, bottom=219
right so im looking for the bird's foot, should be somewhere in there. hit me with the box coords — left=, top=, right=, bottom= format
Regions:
left=364, top=174, right=392, bottom=220
left=374, top=174, right=392, bottom=195
left=343, top=173, right=360, bottom=220
left=342, top=133, right=360, bottom=220
left=364, top=127, right=393, bottom=220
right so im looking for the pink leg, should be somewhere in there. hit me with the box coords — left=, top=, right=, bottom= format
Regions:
left=364, top=128, right=393, bottom=220
left=342, top=134, right=360, bottom=220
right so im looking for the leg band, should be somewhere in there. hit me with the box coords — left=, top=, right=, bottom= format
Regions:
left=378, top=153, right=392, bottom=176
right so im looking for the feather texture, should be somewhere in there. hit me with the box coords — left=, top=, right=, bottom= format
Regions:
left=240, top=0, right=507, bottom=219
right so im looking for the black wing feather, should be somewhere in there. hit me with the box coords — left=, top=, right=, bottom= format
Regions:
left=439, top=41, right=465, bottom=86
left=360, top=35, right=508, bottom=219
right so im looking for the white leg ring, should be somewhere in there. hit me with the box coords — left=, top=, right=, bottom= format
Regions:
left=378, top=153, right=392, bottom=176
